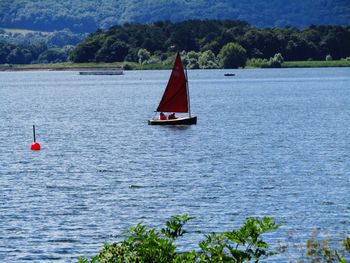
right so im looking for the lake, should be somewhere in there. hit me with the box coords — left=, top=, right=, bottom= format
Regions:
left=0, top=68, right=349, bottom=262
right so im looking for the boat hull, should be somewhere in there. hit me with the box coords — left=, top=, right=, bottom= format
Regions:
left=79, top=69, right=123, bottom=75
left=148, top=116, right=197, bottom=125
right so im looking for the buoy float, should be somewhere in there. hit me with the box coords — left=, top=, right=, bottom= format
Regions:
left=31, top=125, right=41, bottom=151
left=31, top=141, right=41, bottom=151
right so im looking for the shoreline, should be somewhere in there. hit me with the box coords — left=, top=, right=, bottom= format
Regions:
left=0, top=65, right=127, bottom=72
left=1, top=60, right=350, bottom=72
left=0, top=67, right=123, bottom=72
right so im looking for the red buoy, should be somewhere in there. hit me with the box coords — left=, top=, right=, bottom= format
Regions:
left=31, top=142, right=41, bottom=151
left=31, top=125, right=41, bottom=151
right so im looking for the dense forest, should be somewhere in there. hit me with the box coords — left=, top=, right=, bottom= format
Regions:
left=68, top=20, right=350, bottom=67
left=0, top=29, right=85, bottom=47
left=0, top=28, right=85, bottom=64
left=0, top=0, right=350, bottom=32
left=1, top=19, right=350, bottom=67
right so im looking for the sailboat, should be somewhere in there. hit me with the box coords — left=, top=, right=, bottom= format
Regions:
left=148, top=52, right=197, bottom=125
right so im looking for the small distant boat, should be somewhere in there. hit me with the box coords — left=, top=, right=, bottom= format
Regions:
left=224, top=73, right=235, bottom=76
left=148, top=53, right=197, bottom=125
left=79, top=68, right=123, bottom=75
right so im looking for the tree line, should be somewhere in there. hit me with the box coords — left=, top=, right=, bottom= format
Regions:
left=0, top=28, right=85, bottom=64
left=69, top=20, right=350, bottom=68
left=1, top=19, right=350, bottom=67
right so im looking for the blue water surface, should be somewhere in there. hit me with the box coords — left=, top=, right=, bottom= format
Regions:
left=0, top=68, right=349, bottom=262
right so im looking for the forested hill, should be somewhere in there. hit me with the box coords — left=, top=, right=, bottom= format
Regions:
left=0, top=0, right=350, bottom=33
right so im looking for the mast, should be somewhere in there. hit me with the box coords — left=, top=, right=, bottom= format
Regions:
left=185, top=67, right=191, bottom=117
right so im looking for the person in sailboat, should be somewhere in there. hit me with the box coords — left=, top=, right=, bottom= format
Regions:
left=159, top=112, right=167, bottom=120
left=168, top=113, right=177, bottom=119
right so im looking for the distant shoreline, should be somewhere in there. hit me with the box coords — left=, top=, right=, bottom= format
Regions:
left=0, top=67, right=122, bottom=72
left=0, top=62, right=171, bottom=71
left=0, top=63, right=128, bottom=72
left=1, top=60, right=350, bottom=72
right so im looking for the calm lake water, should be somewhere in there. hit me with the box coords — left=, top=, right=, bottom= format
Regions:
left=0, top=68, right=349, bottom=262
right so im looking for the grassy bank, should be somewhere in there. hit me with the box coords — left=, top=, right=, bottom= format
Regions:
left=1, top=60, right=350, bottom=71
left=282, top=60, right=350, bottom=68
left=0, top=61, right=173, bottom=71
left=0, top=62, right=125, bottom=71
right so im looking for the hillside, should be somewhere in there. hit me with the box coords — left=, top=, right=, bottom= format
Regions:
left=69, top=20, right=350, bottom=64
left=0, top=0, right=350, bottom=33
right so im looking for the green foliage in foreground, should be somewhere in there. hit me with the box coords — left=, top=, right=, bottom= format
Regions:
left=78, top=215, right=279, bottom=263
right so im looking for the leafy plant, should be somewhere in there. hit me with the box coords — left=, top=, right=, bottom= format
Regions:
left=79, top=214, right=195, bottom=263
left=198, top=217, right=279, bottom=262
left=161, top=214, right=194, bottom=239
left=78, top=215, right=279, bottom=263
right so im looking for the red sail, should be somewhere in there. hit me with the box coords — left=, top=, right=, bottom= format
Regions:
left=156, top=53, right=188, bottom=113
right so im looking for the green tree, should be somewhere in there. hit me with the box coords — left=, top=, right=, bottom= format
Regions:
left=37, top=48, right=68, bottom=63
left=169, top=22, right=199, bottom=52
left=137, top=48, right=151, bottom=64
left=201, top=40, right=221, bottom=55
left=29, top=41, right=48, bottom=60
left=46, top=29, right=84, bottom=47
left=326, top=54, right=333, bottom=61
left=198, top=50, right=219, bottom=69
left=95, top=36, right=129, bottom=62
left=0, top=43, right=11, bottom=63
left=219, top=42, right=247, bottom=69
left=269, top=53, right=284, bottom=68
left=6, top=47, right=33, bottom=64
left=186, top=51, right=200, bottom=69
left=69, top=33, right=103, bottom=62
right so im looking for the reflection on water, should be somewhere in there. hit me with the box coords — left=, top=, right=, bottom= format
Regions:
left=162, top=125, right=192, bottom=131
